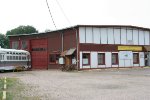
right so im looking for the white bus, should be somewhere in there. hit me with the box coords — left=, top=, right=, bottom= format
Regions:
left=0, top=48, right=31, bottom=71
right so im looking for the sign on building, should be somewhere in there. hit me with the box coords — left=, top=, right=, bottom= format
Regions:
left=119, top=51, right=133, bottom=60
left=118, top=46, right=142, bottom=51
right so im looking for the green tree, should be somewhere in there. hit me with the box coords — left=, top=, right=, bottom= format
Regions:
left=0, top=33, right=9, bottom=48
left=6, top=25, right=38, bottom=35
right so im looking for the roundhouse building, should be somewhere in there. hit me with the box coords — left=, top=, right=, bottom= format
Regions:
left=9, top=25, right=150, bottom=70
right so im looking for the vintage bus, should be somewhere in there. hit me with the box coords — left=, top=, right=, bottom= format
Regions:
left=0, top=48, right=31, bottom=71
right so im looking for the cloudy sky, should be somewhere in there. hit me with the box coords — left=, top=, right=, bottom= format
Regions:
left=0, top=0, right=150, bottom=34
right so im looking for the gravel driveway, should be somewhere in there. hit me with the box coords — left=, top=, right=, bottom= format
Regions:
left=1, top=68, right=150, bottom=100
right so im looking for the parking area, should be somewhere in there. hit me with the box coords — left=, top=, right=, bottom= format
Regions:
left=0, top=68, right=150, bottom=100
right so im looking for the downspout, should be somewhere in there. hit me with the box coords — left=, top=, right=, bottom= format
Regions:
left=75, top=28, right=79, bottom=71
left=62, top=32, right=64, bottom=52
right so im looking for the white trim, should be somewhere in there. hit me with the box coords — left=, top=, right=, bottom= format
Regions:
left=82, top=51, right=91, bottom=53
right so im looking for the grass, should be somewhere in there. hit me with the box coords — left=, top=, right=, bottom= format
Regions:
left=0, top=78, right=4, bottom=97
left=7, top=78, right=26, bottom=100
left=0, top=77, right=24, bottom=100
left=144, top=66, right=150, bottom=68
left=0, top=77, right=41, bottom=100
left=0, top=92, right=2, bottom=99
left=0, top=78, right=4, bottom=99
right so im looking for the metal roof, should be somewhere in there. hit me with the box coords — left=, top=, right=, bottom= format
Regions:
left=66, top=48, right=76, bottom=56
left=0, top=48, right=30, bottom=54
left=8, top=25, right=150, bottom=37
left=60, top=48, right=76, bottom=56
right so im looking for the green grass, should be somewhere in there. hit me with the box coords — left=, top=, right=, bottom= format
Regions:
left=7, top=78, right=18, bottom=88
left=6, top=78, right=24, bottom=100
left=144, top=66, right=150, bottom=68
left=6, top=92, right=14, bottom=100
left=0, top=77, right=41, bottom=100
left=0, top=78, right=24, bottom=100
left=0, top=78, right=4, bottom=100
left=0, top=92, right=2, bottom=99
left=0, top=78, right=4, bottom=88
left=0, top=78, right=4, bottom=92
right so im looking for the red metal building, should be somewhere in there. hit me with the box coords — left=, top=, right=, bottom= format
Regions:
left=9, top=25, right=150, bottom=70
left=9, top=26, right=78, bottom=69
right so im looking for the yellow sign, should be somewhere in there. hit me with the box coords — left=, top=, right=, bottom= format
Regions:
left=118, top=46, right=142, bottom=51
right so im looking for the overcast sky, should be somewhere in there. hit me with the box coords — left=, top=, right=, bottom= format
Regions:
left=0, top=0, right=150, bottom=34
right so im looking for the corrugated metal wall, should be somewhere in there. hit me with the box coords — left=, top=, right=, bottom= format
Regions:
left=31, top=38, right=48, bottom=69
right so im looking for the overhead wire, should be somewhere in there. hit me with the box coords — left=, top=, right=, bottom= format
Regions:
left=55, top=0, right=72, bottom=26
left=55, top=0, right=79, bottom=70
left=45, top=0, right=79, bottom=70
left=45, top=0, right=57, bottom=30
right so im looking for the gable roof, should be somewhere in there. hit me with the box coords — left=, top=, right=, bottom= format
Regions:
left=8, top=25, right=150, bottom=37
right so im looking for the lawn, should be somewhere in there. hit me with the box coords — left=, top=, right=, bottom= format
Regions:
left=0, top=76, right=41, bottom=100
left=0, top=78, right=3, bottom=98
left=0, top=77, right=25, bottom=100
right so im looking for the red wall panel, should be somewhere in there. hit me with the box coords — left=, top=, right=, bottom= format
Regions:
left=31, top=38, right=48, bottom=69
left=63, top=29, right=77, bottom=50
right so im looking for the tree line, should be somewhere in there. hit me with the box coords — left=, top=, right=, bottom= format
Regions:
left=0, top=25, right=38, bottom=48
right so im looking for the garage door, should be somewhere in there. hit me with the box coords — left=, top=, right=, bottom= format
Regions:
left=31, top=39, right=48, bottom=69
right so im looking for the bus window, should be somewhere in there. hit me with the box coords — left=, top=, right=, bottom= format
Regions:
left=16, top=56, right=18, bottom=60
left=22, top=56, right=24, bottom=60
left=10, top=56, right=12, bottom=60
left=19, top=56, right=21, bottom=60
left=24, top=56, right=26, bottom=60
left=13, top=56, right=15, bottom=60
left=7, top=56, right=10, bottom=60
left=0, top=55, right=2, bottom=60
left=22, top=56, right=26, bottom=60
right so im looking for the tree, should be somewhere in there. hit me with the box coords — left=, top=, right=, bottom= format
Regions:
left=0, top=33, right=9, bottom=48
left=6, top=25, right=38, bottom=36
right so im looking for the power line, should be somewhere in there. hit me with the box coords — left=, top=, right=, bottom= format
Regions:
left=45, top=0, right=79, bottom=70
left=46, top=0, right=57, bottom=30
left=55, top=0, right=72, bottom=26
left=55, top=0, right=79, bottom=70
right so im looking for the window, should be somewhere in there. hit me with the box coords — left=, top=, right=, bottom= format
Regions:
left=0, top=55, right=1, bottom=60
left=133, top=53, right=139, bottom=64
left=21, top=41, right=28, bottom=49
left=112, top=53, right=118, bottom=65
left=98, top=53, right=105, bottom=65
left=13, top=56, right=15, bottom=60
left=22, top=56, right=24, bottom=60
left=22, top=56, right=26, bottom=60
left=49, top=54, right=60, bottom=63
left=82, top=53, right=90, bottom=65
left=7, top=56, right=9, bottom=60
left=24, top=56, right=26, bottom=60
left=12, top=41, right=19, bottom=49
left=19, top=56, right=21, bottom=60
left=16, top=56, right=18, bottom=60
